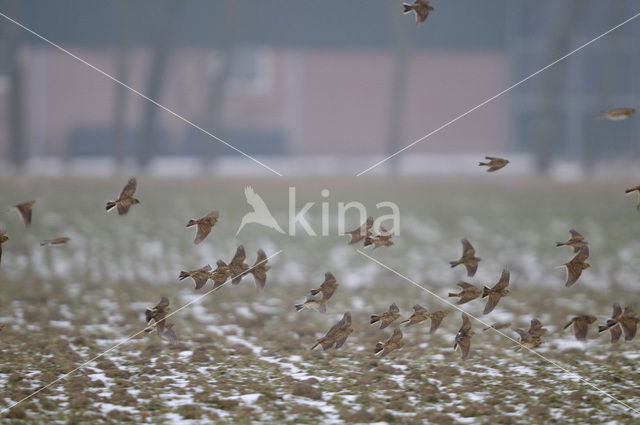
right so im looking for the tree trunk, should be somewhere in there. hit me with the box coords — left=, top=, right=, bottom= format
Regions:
left=137, top=0, right=180, bottom=169
left=3, top=0, right=26, bottom=170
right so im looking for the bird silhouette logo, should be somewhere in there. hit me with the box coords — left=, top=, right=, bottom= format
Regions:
left=236, top=186, right=286, bottom=235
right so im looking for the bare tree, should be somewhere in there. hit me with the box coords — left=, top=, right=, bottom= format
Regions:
left=386, top=1, right=411, bottom=176
left=2, top=0, right=26, bottom=170
left=534, top=0, right=586, bottom=176
left=137, top=0, right=180, bottom=169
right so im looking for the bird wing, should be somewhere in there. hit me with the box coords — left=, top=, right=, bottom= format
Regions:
left=389, top=303, right=400, bottom=313
left=461, top=238, right=475, bottom=256
left=334, top=331, right=351, bottom=349
left=116, top=198, right=133, bottom=215
left=610, top=324, right=622, bottom=343
left=413, top=304, right=426, bottom=313
left=458, top=336, right=471, bottom=360
left=163, top=327, right=178, bottom=344
left=194, top=223, right=213, bottom=244
left=463, top=262, right=478, bottom=277
left=483, top=293, right=501, bottom=314
left=575, top=246, right=590, bottom=262
left=429, top=314, right=445, bottom=334
left=459, top=313, right=471, bottom=332
left=612, top=302, right=622, bottom=318
left=157, top=297, right=170, bottom=310
left=192, top=274, right=210, bottom=290
left=573, top=319, right=589, bottom=340
left=342, top=311, right=352, bottom=327
left=119, top=178, right=137, bottom=199
left=493, top=269, right=510, bottom=291
left=620, top=319, right=638, bottom=341
left=230, top=245, right=246, bottom=267
left=15, top=201, right=35, bottom=226
left=624, top=305, right=636, bottom=314
left=513, top=328, right=529, bottom=341
left=388, top=328, right=403, bottom=344
left=564, top=263, right=581, bottom=287
left=569, top=229, right=583, bottom=240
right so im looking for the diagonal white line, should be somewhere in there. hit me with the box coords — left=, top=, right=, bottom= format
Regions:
left=0, top=249, right=284, bottom=415
left=0, top=11, right=283, bottom=177
left=357, top=249, right=640, bottom=415
left=357, top=11, right=640, bottom=176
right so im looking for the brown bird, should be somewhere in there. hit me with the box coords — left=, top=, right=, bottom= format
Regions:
left=450, top=238, right=481, bottom=277
left=603, top=306, right=640, bottom=341
left=479, top=156, right=509, bottom=172
left=563, top=315, right=597, bottom=340
left=178, top=265, right=212, bottom=290
left=0, top=231, right=8, bottom=265
left=400, top=304, right=430, bottom=327
left=598, top=302, right=623, bottom=343
left=428, top=309, right=450, bottom=334
left=512, top=328, right=542, bottom=351
left=448, top=281, right=483, bottom=305
left=161, top=322, right=178, bottom=345
left=374, top=328, right=405, bottom=357
left=310, top=272, right=339, bottom=300
left=249, top=249, right=270, bottom=292
left=295, top=296, right=327, bottom=313
left=13, top=200, right=35, bottom=227
left=482, top=322, right=511, bottom=332
left=597, top=107, right=635, bottom=121
left=370, top=303, right=401, bottom=329
left=454, top=313, right=474, bottom=360
left=209, top=260, right=232, bottom=290
left=40, top=237, right=70, bottom=246
left=482, top=269, right=510, bottom=314
left=311, top=311, right=353, bottom=351
left=527, top=318, right=548, bottom=338
left=364, top=226, right=394, bottom=249
left=556, top=229, right=588, bottom=253
left=106, top=177, right=139, bottom=215
left=228, top=245, right=249, bottom=284
left=346, top=216, right=373, bottom=245
left=186, top=211, right=219, bottom=244
left=145, top=296, right=170, bottom=336
left=561, top=246, right=590, bottom=287
left=624, top=185, right=640, bottom=211
left=402, top=0, right=434, bottom=26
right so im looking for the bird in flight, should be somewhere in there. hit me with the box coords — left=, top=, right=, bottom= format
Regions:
left=106, top=178, right=139, bottom=215
left=400, top=304, right=430, bottom=327
left=427, top=310, right=450, bottom=334
left=186, top=211, right=219, bottom=244
left=179, top=265, right=212, bottom=290
left=310, top=272, right=339, bottom=301
left=479, top=156, right=509, bottom=172
left=370, top=303, right=401, bottom=329
left=13, top=200, right=35, bottom=227
left=454, top=313, right=474, bottom=360
left=295, top=296, right=327, bottom=313
left=402, top=0, right=433, bottom=26
left=561, top=246, right=590, bottom=287
left=598, top=302, right=623, bottom=343
left=346, top=216, right=373, bottom=245
left=311, top=311, right=353, bottom=351
left=597, top=107, right=635, bottom=121
left=228, top=245, right=250, bottom=285
left=450, top=238, right=481, bottom=277
left=145, top=297, right=170, bottom=336
left=40, top=237, right=70, bottom=246
left=364, top=226, right=394, bottom=249
left=374, top=328, right=405, bottom=357
left=563, top=315, right=597, bottom=340
left=512, top=318, right=546, bottom=351
left=248, top=249, right=270, bottom=292
left=209, top=260, right=232, bottom=290
left=600, top=305, right=639, bottom=341
left=556, top=229, right=588, bottom=253
left=236, top=186, right=285, bottom=235
left=448, top=281, right=483, bottom=305
left=482, top=269, right=510, bottom=314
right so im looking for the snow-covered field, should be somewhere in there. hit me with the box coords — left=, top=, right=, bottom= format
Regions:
left=0, top=176, right=639, bottom=424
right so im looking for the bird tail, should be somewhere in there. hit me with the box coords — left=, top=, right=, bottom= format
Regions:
left=447, top=292, right=457, bottom=298
left=370, top=315, right=381, bottom=324
left=178, top=271, right=189, bottom=280
left=402, top=3, right=413, bottom=13
left=295, top=304, right=304, bottom=312
left=562, top=321, right=572, bottom=330
left=449, top=260, right=461, bottom=267
left=625, top=188, right=636, bottom=194
left=310, top=289, right=320, bottom=296
left=105, top=201, right=116, bottom=211
left=479, top=162, right=488, bottom=166
left=364, top=237, right=373, bottom=247
left=374, top=342, right=384, bottom=354
left=482, top=286, right=491, bottom=298
left=311, top=342, right=319, bottom=350
left=399, top=319, right=409, bottom=325
left=599, top=319, right=617, bottom=333
left=555, top=242, right=565, bottom=247
left=186, top=219, right=197, bottom=227
left=145, top=309, right=153, bottom=323
left=40, top=240, right=50, bottom=246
